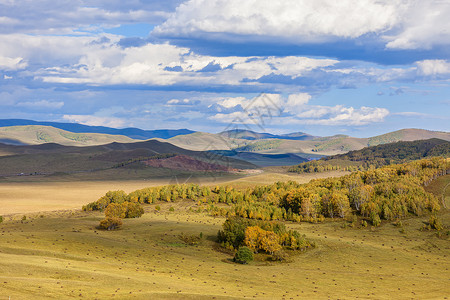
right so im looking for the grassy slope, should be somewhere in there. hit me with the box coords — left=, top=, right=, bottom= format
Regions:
left=169, top=129, right=450, bottom=156
left=0, top=200, right=448, bottom=299
left=0, top=125, right=136, bottom=146
left=0, top=170, right=346, bottom=215
left=0, top=139, right=257, bottom=181
left=168, top=132, right=249, bottom=151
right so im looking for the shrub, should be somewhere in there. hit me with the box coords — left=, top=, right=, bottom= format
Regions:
left=428, top=214, right=443, bottom=231
left=233, top=246, right=254, bottom=264
left=0, top=216, right=3, bottom=223
left=169, top=206, right=175, bottom=212
left=370, top=212, right=381, bottom=227
left=271, top=250, right=288, bottom=262
left=155, top=205, right=161, bottom=211
left=125, top=202, right=144, bottom=218
left=179, top=233, right=201, bottom=245
left=99, top=217, right=122, bottom=230
left=105, top=203, right=126, bottom=219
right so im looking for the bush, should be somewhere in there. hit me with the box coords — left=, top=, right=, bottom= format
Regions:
left=105, top=203, right=126, bottom=219
left=155, top=205, right=161, bottom=211
left=125, top=202, right=144, bottom=218
left=179, top=233, right=201, bottom=245
left=99, top=217, right=122, bottom=230
left=428, top=214, right=443, bottom=231
left=271, top=250, right=288, bottom=262
left=233, top=246, right=254, bottom=264
left=370, top=212, right=381, bottom=227
left=0, top=216, right=3, bottom=223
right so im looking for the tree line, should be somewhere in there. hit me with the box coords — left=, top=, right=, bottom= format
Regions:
left=289, top=139, right=450, bottom=174
left=83, top=157, right=448, bottom=229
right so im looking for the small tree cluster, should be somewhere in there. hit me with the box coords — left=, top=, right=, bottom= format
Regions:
left=218, top=217, right=313, bottom=253
left=244, top=226, right=281, bottom=254
left=233, top=246, right=254, bottom=264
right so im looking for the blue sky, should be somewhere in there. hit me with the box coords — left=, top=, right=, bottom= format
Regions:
left=0, top=0, right=449, bottom=137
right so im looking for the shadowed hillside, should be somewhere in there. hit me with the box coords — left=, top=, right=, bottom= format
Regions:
left=0, top=140, right=257, bottom=181
left=0, top=119, right=194, bottom=140
left=289, top=138, right=450, bottom=173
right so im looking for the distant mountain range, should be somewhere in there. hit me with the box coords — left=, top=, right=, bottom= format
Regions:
left=218, top=129, right=316, bottom=141
left=0, top=139, right=256, bottom=181
left=0, top=119, right=449, bottom=159
left=0, top=119, right=195, bottom=140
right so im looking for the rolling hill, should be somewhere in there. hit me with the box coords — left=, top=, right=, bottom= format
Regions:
left=289, top=138, right=450, bottom=173
left=218, top=129, right=316, bottom=140
left=171, top=129, right=450, bottom=156
left=0, top=119, right=194, bottom=140
left=0, top=125, right=137, bottom=146
left=0, top=139, right=257, bottom=181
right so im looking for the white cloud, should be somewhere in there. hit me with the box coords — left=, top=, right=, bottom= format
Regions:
left=0, top=0, right=179, bottom=34
left=284, top=93, right=311, bottom=113
left=155, top=0, right=398, bottom=41
left=63, top=114, right=126, bottom=128
left=17, top=100, right=64, bottom=109
left=166, top=98, right=195, bottom=105
left=155, top=0, right=450, bottom=50
left=384, top=1, right=450, bottom=49
left=416, top=60, right=450, bottom=76
left=211, top=93, right=389, bottom=126
left=216, top=97, right=247, bottom=109
left=0, top=56, right=27, bottom=70
left=297, top=106, right=389, bottom=125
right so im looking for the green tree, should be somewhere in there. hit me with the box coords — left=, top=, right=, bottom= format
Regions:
left=233, top=246, right=254, bottom=264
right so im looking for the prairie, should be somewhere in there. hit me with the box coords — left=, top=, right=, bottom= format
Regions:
left=0, top=200, right=449, bottom=299
left=0, top=169, right=448, bottom=299
left=0, top=169, right=347, bottom=216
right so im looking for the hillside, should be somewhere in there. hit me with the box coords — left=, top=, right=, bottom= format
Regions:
left=172, top=129, right=450, bottom=156
left=0, top=119, right=194, bottom=140
left=289, top=138, right=450, bottom=173
left=0, top=125, right=137, bottom=146
left=368, top=128, right=450, bottom=146
left=0, top=140, right=256, bottom=181
left=167, top=131, right=249, bottom=151
left=218, top=129, right=316, bottom=140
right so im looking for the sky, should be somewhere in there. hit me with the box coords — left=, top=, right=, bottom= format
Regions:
left=0, top=0, right=449, bottom=137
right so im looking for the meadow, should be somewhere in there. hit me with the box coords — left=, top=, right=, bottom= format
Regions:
left=0, top=199, right=449, bottom=299
left=0, top=171, right=448, bottom=299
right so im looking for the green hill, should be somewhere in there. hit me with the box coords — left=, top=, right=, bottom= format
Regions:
left=289, top=138, right=450, bottom=173
left=0, top=125, right=137, bottom=146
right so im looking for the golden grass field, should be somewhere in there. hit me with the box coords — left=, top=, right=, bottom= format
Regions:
left=0, top=170, right=348, bottom=216
left=0, top=172, right=448, bottom=299
left=0, top=201, right=449, bottom=299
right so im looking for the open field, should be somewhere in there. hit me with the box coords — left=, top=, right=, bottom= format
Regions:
left=0, top=170, right=348, bottom=216
left=0, top=200, right=449, bottom=299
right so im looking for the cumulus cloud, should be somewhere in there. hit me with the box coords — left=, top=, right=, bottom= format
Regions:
left=210, top=93, right=389, bottom=126
left=17, top=100, right=64, bottom=110
left=0, top=0, right=182, bottom=34
left=155, top=0, right=398, bottom=40
left=0, top=56, right=27, bottom=70
left=416, top=60, right=450, bottom=76
left=384, top=1, right=450, bottom=49
left=166, top=98, right=199, bottom=105
left=63, top=114, right=126, bottom=128
left=155, top=0, right=450, bottom=50
left=295, top=106, right=389, bottom=125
